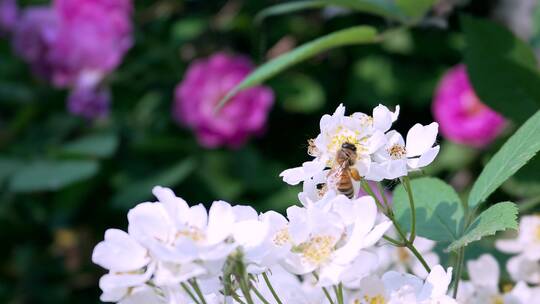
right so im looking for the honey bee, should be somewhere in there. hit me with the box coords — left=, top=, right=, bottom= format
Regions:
left=327, top=142, right=361, bottom=198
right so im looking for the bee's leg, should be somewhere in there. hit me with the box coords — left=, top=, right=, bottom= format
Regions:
left=350, top=168, right=361, bottom=181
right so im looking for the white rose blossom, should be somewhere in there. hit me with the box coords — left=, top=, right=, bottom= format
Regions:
left=366, top=123, right=440, bottom=181
left=279, top=104, right=398, bottom=188
left=347, top=265, right=456, bottom=304
left=496, top=215, right=540, bottom=284
left=457, top=254, right=540, bottom=304
left=273, top=193, right=391, bottom=287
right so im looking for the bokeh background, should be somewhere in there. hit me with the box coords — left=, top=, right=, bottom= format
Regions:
left=0, top=0, right=539, bottom=303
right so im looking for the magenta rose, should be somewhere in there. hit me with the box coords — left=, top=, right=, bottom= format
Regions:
left=47, top=0, right=133, bottom=87
left=174, top=53, right=274, bottom=148
left=432, top=64, right=506, bottom=148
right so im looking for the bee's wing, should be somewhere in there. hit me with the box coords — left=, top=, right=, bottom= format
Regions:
left=327, top=161, right=347, bottom=186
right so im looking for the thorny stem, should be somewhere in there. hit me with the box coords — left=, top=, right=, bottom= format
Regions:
left=262, top=272, right=283, bottom=304
left=181, top=282, right=201, bottom=304
left=402, top=176, right=417, bottom=243
left=189, top=279, right=208, bottom=304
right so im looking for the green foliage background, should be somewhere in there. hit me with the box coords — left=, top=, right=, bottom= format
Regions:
left=0, top=0, right=539, bottom=303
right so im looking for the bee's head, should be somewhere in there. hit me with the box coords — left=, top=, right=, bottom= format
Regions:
left=341, top=142, right=356, bottom=151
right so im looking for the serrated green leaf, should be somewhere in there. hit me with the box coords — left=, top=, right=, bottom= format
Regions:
left=462, top=15, right=540, bottom=123
left=468, top=110, right=540, bottom=209
left=61, top=133, right=119, bottom=158
left=395, top=0, right=435, bottom=18
left=447, top=202, right=518, bottom=252
left=112, top=158, right=196, bottom=209
left=394, top=177, right=464, bottom=242
left=216, top=25, right=378, bottom=110
left=9, top=160, right=99, bottom=192
left=255, top=0, right=403, bottom=24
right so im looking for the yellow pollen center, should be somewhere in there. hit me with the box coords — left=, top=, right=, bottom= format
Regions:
left=502, top=283, right=513, bottom=293
left=388, top=144, right=406, bottom=160
left=491, top=295, right=504, bottom=304
left=535, top=225, right=540, bottom=242
left=273, top=228, right=291, bottom=246
left=176, top=226, right=205, bottom=242
left=362, top=294, right=386, bottom=304
left=397, top=247, right=410, bottom=262
left=299, top=235, right=335, bottom=265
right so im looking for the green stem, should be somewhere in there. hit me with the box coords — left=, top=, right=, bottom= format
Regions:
left=231, top=292, right=247, bottom=304
left=383, top=235, right=405, bottom=246
left=251, top=284, right=271, bottom=304
left=181, top=282, right=201, bottom=304
left=406, top=242, right=431, bottom=273
left=377, top=182, right=391, bottom=212
left=189, top=280, right=208, bottom=304
left=262, top=272, right=283, bottom=304
left=402, top=176, right=417, bottom=243
left=238, top=275, right=255, bottom=304
left=452, top=247, right=465, bottom=298
left=322, top=286, right=336, bottom=304
left=361, top=180, right=387, bottom=213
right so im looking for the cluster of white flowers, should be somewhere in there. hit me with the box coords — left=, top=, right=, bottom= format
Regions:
left=457, top=254, right=540, bottom=303
left=92, top=104, right=538, bottom=304
left=92, top=185, right=455, bottom=304
left=280, top=104, right=439, bottom=200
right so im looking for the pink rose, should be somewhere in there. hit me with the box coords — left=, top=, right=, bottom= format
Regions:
left=0, top=0, right=18, bottom=35
left=174, top=53, right=274, bottom=149
left=432, top=64, right=506, bottom=148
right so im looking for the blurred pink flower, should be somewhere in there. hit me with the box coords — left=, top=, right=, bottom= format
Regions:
left=11, top=0, right=132, bottom=119
left=67, top=85, right=110, bottom=120
left=0, top=0, right=18, bottom=34
left=48, top=0, right=133, bottom=87
left=432, top=64, right=506, bottom=148
left=174, top=53, right=274, bottom=149
left=12, top=7, right=58, bottom=78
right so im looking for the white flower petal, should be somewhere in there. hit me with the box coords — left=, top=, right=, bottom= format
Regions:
left=467, top=254, right=499, bottom=292
left=206, top=200, right=234, bottom=245
left=92, top=229, right=150, bottom=272
left=407, top=146, right=440, bottom=169
left=406, top=122, right=439, bottom=157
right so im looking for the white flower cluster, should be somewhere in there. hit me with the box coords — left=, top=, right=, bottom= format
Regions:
left=280, top=104, right=439, bottom=200
left=92, top=185, right=456, bottom=304
left=94, top=104, right=540, bottom=304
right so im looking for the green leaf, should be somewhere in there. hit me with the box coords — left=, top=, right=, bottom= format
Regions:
left=9, top=160, right=99, bottom=192
left=0, top=157, right=23, bottom=185
left=462, top=15, right=540, bottom=123
left=468, top=110, right=540, bottom=208
left=112, top=158, right=196, bottom=209
left=255, top=0, right=402, bottom=23
left=216, top=25, right=378, bottom=109
left=395, top=0, right=435, bottom=18
left=447, top=202, right=518, bottom=252
left=61, top=133, right=119, bottom=158
left=394, top=177, right=465, bottom=242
